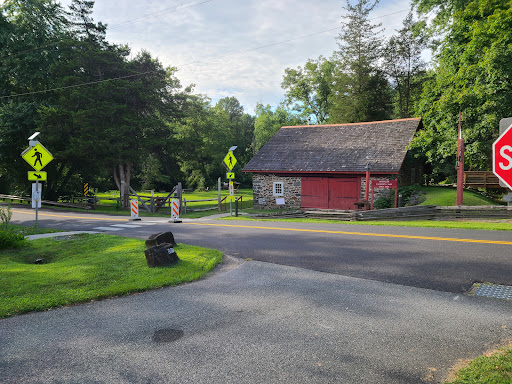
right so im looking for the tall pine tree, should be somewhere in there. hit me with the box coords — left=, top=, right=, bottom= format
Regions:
left=329, top=0, right=392, bottom=123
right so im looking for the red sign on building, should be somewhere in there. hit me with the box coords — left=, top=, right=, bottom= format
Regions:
left=493, top=124, right=512, bottom=190
left=372, top=179, right=398, bottom=189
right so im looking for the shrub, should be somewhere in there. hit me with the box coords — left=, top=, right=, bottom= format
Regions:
left=0, top=230, right=25, bottom=250
left=374, top=195, right=393, bottom=209
left=0, top=204, right=12, bottom=229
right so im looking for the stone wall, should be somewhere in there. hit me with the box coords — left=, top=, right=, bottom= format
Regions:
left=252, top=174, right=302, bottom=209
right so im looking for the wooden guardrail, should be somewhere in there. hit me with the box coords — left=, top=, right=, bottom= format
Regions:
left=0, top=194, right=92, bottom=209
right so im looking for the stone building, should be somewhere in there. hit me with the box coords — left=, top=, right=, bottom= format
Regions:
left=243, top=118, right=424, bottom=210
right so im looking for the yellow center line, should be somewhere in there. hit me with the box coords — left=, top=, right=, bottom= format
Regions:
left=12, top=209, right=129, bottom=222
left=183, top=222, right=512, bottom=245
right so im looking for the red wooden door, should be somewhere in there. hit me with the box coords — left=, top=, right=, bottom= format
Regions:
left=301, top=177, right=328, bottom=208
left=328, top=178, right=359, bottom=210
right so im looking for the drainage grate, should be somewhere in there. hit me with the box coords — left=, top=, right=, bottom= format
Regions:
left=472, top=284, right=512, bottom=300
left=152, top=328, right=184, bottom=343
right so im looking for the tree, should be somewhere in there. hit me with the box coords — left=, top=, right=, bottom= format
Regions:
left=329, top=0, right=393, bottom=123
left=253, top=104, right=303, bottom=153
left=410, top=0, right=512, bottom=179
left=0, top=0, right=67, bottom=192
left=37, top=1, right=184, bottom=204
left=281, top=56, right=336, bottom=124
left=383, top=12, right=428, bottom=118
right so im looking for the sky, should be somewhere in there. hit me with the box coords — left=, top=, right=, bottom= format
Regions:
left=58, top=0, right=416, bottom=114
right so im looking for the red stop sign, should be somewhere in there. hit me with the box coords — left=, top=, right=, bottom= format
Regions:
left=493, top=124, right=512, bottom=190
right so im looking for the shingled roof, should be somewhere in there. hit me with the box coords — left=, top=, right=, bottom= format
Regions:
left=243, top=118, right=422, bottom=173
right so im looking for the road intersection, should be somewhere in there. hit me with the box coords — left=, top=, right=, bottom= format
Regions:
left=3, top=207, right=512, bottom=383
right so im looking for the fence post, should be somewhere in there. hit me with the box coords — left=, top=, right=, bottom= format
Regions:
left=218, top=177, right=221, bottom=212
left=177, top=182, right=183, bottom=214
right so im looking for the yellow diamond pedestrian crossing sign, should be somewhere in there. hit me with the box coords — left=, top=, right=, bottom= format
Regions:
left=21, top=142, right=54, bottom=171
left=223, top=151, right=237, bottom=170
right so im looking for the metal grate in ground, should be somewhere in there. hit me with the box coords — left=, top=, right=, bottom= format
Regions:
left=472, top=284, right=512, bottom=300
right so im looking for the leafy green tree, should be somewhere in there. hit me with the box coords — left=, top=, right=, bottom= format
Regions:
left=383, top=12, right=428, bottom=118
left=253, top=104, right=303, bottom=153
left=0, top=0, right=67, bottom=192
left=410, top=0, right=512, bottom=179
left=281, top=56, right=336, bottom=124
left=329, top=0, right=393, bottom=123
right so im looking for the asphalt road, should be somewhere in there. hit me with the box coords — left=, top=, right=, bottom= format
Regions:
left=4, top=206, right=512, bottom=383
left=9, top=206, right=512, bottom=293
left=2, top=259, right=512, bottom=383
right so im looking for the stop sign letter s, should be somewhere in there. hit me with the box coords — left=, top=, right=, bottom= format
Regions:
left=500, top=145, right=512, bottom=170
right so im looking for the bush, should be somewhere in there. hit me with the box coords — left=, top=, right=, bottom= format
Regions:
left=0, top=204, right=12, bottom=229
left=374, top=196, right=393, bottom=209
left=0, top=230, right=25, bottom=250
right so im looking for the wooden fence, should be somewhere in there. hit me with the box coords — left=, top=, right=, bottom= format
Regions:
left=464, top=171, right=504, bottom=189
left=285, top=205, right=512, bottom=221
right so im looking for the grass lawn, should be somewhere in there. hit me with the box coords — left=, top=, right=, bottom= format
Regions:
left=445, top=343, right=512, bottom=383
left=419, top=186, right=500, bottom=206
left=0, top=233, right=222, bottom=318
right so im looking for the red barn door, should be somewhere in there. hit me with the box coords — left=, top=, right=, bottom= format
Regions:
left=301, top=177, right=328, bottom=208
left=301, top=177, right=360, bottom=210
left=328, top=178, right=359, bottom=210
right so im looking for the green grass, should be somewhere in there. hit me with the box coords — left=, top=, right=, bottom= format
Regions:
left=445, top=344, right=512, bottom=383
left=0, top=233, right=222, bottom=318
left=80, top=188, right=254, bottom=218
left=221, top=216, right=512, bottom=231
left=4, top=223, right=62, bottom=236
left=418, top=186, right=500, bottom=206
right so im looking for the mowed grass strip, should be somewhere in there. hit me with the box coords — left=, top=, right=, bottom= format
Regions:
left=0, top=234, right=222, bottom=318
left=222, top=216, right=512, bottom=231
left=445, top=343, right=512, bottom=384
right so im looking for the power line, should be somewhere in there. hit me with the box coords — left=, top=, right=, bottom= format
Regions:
left=0, top=8, right=411, bottom=100
left=108, top=0, right=214, bottom=30
left=0, top=0, right=216, bottom=59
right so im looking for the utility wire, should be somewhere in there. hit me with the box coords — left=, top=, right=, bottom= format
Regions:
left=108, top=0, right=214, bottom=29
left=0, top=8, right=411, bottom=100
left=0, top=0, right=215, bottom=59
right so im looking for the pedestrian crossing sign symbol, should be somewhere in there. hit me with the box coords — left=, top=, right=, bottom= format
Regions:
left=21, top=142, right=54, bottom=171
left=223, top=151, right=237, bottom=171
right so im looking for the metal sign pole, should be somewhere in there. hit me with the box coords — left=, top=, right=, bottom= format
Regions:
left=35, top=180, right=39, bottom=227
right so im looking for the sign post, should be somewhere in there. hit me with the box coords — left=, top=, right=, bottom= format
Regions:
left=222, top=146, right=237, bottom=215
left=21, top=133, right=54, bottom=227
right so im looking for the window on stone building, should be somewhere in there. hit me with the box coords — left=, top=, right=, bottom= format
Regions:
left=273, top=182, right=284, bottom=196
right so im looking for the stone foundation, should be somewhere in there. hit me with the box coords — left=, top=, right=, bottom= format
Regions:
left=252, top=174, right=301, bottom=209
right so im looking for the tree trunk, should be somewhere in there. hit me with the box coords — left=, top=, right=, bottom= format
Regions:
left=113, top=163, right=132, bottom=209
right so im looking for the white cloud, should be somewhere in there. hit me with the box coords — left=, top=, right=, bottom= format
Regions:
left=56, top=0, right=415, bottom=113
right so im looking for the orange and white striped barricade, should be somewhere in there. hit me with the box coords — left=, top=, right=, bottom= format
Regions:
left=170, top=199, right=182, bottom=223
left=130, top=199, right=141, bottom=221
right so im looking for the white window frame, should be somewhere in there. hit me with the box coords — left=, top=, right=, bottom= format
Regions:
left=273, top=182, right=284, bottom=196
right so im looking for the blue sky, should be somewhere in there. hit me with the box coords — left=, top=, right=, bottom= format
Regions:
left=58, top=0, right=416, bottom=114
